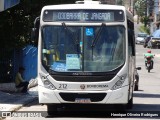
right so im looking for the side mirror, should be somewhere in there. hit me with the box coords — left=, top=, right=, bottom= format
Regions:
left=136, top=67, right=141, bottom=70
left=31, top=17, right=40, bottom=46
left=31, top=28, right=36, bottom=41
left=31, top=28, right=38, bottom=46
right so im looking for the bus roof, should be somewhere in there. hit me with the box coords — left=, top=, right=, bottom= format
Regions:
left=42, top=4, right=126, bottom=11
left=41, top=3, right=133, bottom=22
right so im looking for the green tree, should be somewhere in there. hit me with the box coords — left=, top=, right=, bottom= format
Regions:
left=135, top=0, right=147, bottom=17
left=140, top=15, right=150, bottom=27
left=0, top=0, right=75, bottom=50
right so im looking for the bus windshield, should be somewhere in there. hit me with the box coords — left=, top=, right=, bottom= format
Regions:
left=41, top=25, right=125, bottom=73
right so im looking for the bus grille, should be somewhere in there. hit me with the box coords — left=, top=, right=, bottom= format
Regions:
left=52, top=75, right=115, bottom=82
left=59, top=93, right=107, bottom=102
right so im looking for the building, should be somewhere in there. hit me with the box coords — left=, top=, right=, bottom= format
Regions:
left=150, top=0, right=160, bottom=32
left=0, top=0, right=20, bottom=12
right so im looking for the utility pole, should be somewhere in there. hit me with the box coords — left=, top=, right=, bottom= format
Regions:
left=131, top=0, right=134, bottom=15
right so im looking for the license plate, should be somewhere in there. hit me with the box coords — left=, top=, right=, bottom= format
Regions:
left=75, top=98, right=91, bottom=103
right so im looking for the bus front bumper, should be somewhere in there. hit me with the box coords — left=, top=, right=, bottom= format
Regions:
left=38, top=85, right=129, bottom=104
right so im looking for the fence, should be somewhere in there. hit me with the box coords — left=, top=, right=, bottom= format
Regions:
left=0, top=45, right=37, bottom=83
left=22, top=45, right=37, bottom=81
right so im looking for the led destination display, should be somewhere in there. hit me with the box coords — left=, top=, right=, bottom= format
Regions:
left=43, top=10, right=124, bottom=22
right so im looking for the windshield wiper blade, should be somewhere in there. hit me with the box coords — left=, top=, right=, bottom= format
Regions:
left=91, top=23, right=105, bottom=61
left=62, top=22, right=81, bottom=58
left=62, top=22, right=79, bottom=45
left=91, top=23, right=106, bottom=48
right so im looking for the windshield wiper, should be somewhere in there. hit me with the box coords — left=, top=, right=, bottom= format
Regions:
left=62, top=22, right=79, bottom=45
left=91, top=23, right=106, bottom=60
left=62, top=22, right=80, bottom=55
left=91, top=23, right=106, bottom=48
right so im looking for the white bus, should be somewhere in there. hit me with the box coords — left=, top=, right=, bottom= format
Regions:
left=32, top=0, right=136, bottom=114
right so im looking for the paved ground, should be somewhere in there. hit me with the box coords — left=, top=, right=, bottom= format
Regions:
left=0, top=85, right=38, bottom=120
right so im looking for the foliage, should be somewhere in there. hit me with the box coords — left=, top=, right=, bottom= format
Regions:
left=134, top=0, right=152, bottom=28
left=0, top=0, right=75, bottom=49
left=134, top=0, right=147, bottom=17
left=140, top=16, right=150, bottom=27
left=116, top=0, right=123, bottom=5
left=139, top=25, right=150, bottom=34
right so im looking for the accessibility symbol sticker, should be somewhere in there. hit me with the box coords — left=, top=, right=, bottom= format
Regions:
left=86, top=28, right=93, bottom=36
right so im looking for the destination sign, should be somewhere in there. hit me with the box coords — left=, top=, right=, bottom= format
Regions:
left=43, top=10, right=124, bottom=22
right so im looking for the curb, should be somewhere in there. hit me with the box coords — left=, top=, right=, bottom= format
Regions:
left=0, top=96, right=38, bottom=120
left=10, top=97, right=38, bottom=112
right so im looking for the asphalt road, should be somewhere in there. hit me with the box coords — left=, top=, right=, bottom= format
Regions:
left=134, top=44, right=160, bottom=111
left=6, top=45, right=160, bottom=120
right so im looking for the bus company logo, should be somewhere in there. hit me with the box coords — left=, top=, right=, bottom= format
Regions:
left=80, top=84, right=85, bottom=90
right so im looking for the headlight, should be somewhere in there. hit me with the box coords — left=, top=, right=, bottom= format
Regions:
left=111, top=74, right=127, bottom=90
left=39, top=73, right=56, bottom=90
left=152, top=40, right=156, bottom=42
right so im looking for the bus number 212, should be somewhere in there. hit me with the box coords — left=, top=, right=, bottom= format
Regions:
left=59, top=84, right=67, bottom=89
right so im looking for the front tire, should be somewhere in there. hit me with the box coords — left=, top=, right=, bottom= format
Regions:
left=47, top=104, right=58, bottom=116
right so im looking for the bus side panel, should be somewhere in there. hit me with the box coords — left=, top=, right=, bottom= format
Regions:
left=107, top=86, right=129, bottom=104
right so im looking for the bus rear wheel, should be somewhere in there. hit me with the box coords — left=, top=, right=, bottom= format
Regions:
left=126, top=97, right=133, bottom=109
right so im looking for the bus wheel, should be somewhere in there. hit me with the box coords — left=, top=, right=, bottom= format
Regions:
left=47, top=104, right=58, bottom=116
left=115, top=104, right=126, bottom=111
left=134, top=85, right=138, bottom=91
left=126, top=97, right=133, bottom=109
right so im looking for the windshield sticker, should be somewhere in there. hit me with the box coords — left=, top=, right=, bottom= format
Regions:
left=66, top=54, right=80, bottom=69
left=86, top=28, right=93, bottom=36
left=80, top=42, right=83, bottom=53
left=51, top=62, right=66, bottom=71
